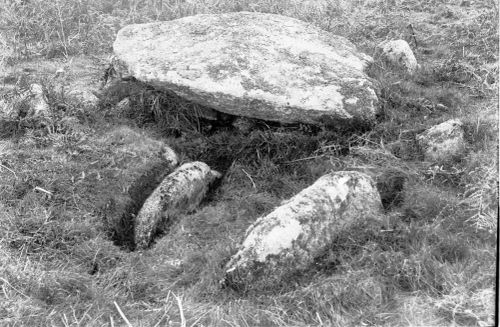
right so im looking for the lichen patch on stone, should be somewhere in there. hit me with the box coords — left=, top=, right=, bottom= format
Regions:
left=242, top=215, right=303, bottom=263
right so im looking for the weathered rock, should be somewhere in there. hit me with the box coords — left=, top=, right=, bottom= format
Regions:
left=134, top=161, right=221, bottom=249
left=416, top=119, right=466, bottom=162
left=0, top=34, right=12, bottom=68
left=116, top=97, right=131, bottom=112
left=109, top=97, right=131, bottom=117
left=66, top=88, right=100, bottom=107
left=113, top=12, right=378, bottom=125
left=54, top=67, right=66, bottom=78
left=376, top=39, right=417, bottom=73
left=160, top=147, right=179, bottom=168
left=0, top=99, right=11, bottom=118
left=223, top=171, right=383, bottom=287
left=27, top=83, right=50, bottom=118
left=232, top=117, right=255, bottom=134
left=55, top=81, right=100, bottom=108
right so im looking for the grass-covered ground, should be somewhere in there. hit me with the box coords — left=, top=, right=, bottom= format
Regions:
left=0, top=0, right=498, bottom=326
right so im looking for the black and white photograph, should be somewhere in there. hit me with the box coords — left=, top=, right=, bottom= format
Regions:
left=0, top=0, right=498, bottom=325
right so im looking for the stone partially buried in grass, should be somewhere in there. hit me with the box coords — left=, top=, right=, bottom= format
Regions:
left=223, top=171, right=383, bottom=289
left=25, top=84, right=50, bottom=119
left=111, top=97, right=131, bottom=117
left=66, top=87, right=100, bottom=107
left=376, top=39, right=418, bottom=74
left=113, top=11, right=378, bottom=125
left=417, top=119, right=466, bottom=162
left=134, top=161, right=221, bottom=249
left=0, top=98, right=11, bottom=118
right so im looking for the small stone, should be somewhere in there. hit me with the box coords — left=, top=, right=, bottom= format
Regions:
left=416, top=119, right=466, bottom=162
left=112, top=97, right=131, bottom=116
left=376, top=39, right=418, bottom=74
left=161, top=146, right=179, bottom=168
left=0, top=34, right=13, bottom=68
left=66, top=88, right=100, bottom=107
left=27, top=83, right=50, bottom=118
left=55, top=67, right=66, bottom=78
left=435, top=103, right=448, bottom=111
left=0, top=99, right=12, bottom=118
left=232, top=117, right=254, bottom=134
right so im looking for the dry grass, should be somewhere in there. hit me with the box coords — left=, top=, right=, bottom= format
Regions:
left=0, top=0, right=497, bottom=326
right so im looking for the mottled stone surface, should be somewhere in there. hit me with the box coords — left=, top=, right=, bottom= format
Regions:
left=0, top=99, right=11, bottom=118
left=134, top=161, right=221, bottom=249
left=376, top=39, right=417, bottom=73
left=113, top=12, right=378, bottom=125
left=27, top=84, right=50, bottom=118
left=66, top=88, right=100, bottom=107
left=224, top=171, right=383, bottom=287
left=111, top=97, right=131, bottom=116
left=416, top=119, right=466, bottom=162
left=0, top=34, right=12, bottom=68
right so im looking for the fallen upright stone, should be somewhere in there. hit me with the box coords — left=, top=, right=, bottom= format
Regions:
left=134, top=161, right=221, bottom=249
left=223, top=171, right=383, bottom=288
left=113, top=12, right=378, bottom=125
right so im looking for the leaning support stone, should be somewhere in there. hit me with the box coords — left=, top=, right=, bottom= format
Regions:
left=134, top=161, right=221, bottom=249
left=223, top=171, right=383, bottom=289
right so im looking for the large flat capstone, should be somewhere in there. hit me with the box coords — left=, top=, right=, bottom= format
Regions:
left=113, top=12, right=378, bottom=125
